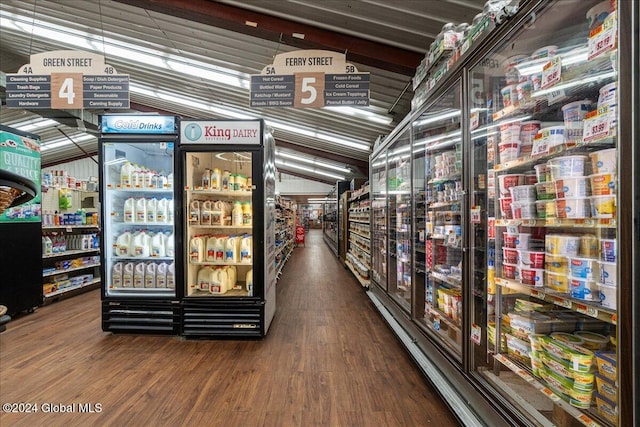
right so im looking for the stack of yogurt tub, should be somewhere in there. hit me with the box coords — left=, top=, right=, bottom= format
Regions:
left=502, top=228, right=546, bottom=287
left=548, top=155, right=592, bottom=219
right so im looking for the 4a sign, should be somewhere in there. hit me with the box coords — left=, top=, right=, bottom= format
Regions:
left=250, top=50, right=370, bottom=108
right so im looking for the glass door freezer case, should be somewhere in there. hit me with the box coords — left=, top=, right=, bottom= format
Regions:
left=179, top=119, right=276, bottom=338
left=99, top=114, right=180, bottom=334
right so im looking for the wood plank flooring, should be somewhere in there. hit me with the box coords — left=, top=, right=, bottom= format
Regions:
left=0, top=229, right=460, bottom=426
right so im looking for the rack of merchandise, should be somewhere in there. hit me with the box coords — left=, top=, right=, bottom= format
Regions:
left=322, top=187, right=338, bottom=256
left=41, top=187, right=101, bottom=303
left=345, top=182, right=371, bottom=288
left=275, top=196, right=296, bottom=279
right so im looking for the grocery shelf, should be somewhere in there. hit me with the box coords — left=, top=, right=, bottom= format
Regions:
left=43, top=224, right=99, bottom=230
left=43, top=263, right=101, bottom=277
left=106, top=185, right=173, bottom=193
left=112, top=255, right=174, bottom=261
left=430, top=271, right=462, bottom=288
left=345, top=258, right=370, bottom=288
left=427, top=306, right=462, bottom=333
left=349, top=229, right=371, bottom=240
left=495, top=218, right=616, bottom=229
left=44, top=277, right=101, bottom=298
left=348, top=218, right=370, bottom=224
left=189, top=224, right=252, bottom=229
left=42, top=248, right=100, bottom=259
left=185, top=189, right=252, bottom=197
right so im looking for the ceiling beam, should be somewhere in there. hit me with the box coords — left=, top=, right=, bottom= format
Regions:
left=113, top=0, right=422, bottom=76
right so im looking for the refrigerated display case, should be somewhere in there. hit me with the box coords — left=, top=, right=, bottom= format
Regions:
left=370, top=155, right=387, bottom=290
left=99, top=114, right=179, bottom=334
left=179, top=119, right=275, bottom=338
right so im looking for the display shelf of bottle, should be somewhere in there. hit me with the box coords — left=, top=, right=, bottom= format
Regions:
left=275, top=246, right=294, bottom=278
left=43, top=224, right=99, bottom=230
left=44, top=277, right=101, bottom=298
left=345, top=258, right=370, bottom=288
left=495, top=277, right=617, bottom=325
left=349, top=240, right=371, bottom=256
left=106, top=184, right=173, bottom=193
left=347, top=254, right=371, bottom=272
left=113, top=255, right=174, bottom=261
left=430, top=271, right=462, bottom=288
left=349, top=229, right=371, bottom=240
left=349, top=189, right=370, bottom=202
left=190, top=260, right=252, bottom=267
left=43, top=248, right=99, bottom=259
left=185, top=188, right=252, bottom=196
left=493, top=353, right=604, bottom=427
left=189, top=224, right=253, bottom=229
left=495, top=218, right=616, bottom=229
left=348, top=218, right=370, bottom=224
left=428, top=173, right=461, bottom=185
left=275, top=241, right=294, bottom=257
left=428, top=306, right=462, bottom=331
left=43, top=263, right=101, bottom=277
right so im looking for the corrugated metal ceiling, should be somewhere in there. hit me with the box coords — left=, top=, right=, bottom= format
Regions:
left=0, top=0, right=485, bottom=184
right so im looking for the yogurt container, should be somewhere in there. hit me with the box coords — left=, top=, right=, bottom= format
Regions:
left=520, top=121, right=542, bottom=145
left=589, top=148, right=616, bottom=174
left=589, top=173, right=616, bottom=196
left=562, top=100, right=593, bottom=145
left=503, top=247, right=519, bottom=264
left=532, top=45, right=558, bottom=60
left=500, top=122, right=521, bottom=143
left=514, top=233, right=531, bottom=250
left=569, top=256, right=598, bottom=279
left=586, top=1, right=611, bottom=30
left=590, top=195, right=616, bottom=218
left=518, top=250, right=545, bottom=269
left=503, top=232, right=518, bottom=248
left=548, top=155, right=588, bottom=180
left=511, top=201, right=537, bottom=219
left=570, top=277, right=600, bottom=301
left=574, top=331, right=609, bottom=351
left=546, top=234, right=580, bottom=256
left=534, top=163, right=551, bottom=183
left=555, top=177, right=590, bottom=198
left=598, top=283, right=617, bottom=309
left=599, top=261, right=617, bottom=286
left=546, top=271, right=570, bottom=293
left=546, top=254, right=568, bottom=274
left=510, top=185, right=536, bottom=202
left=503, top=262, right=519, bottom=280
left=556, top=197, right=590, bottom=219
left=520, top=267, right=545, bottom=287
left=500, top=197, right=514, bottom=219
left=535, top=200, right=548, bottom=218
left=600, top=239, right=616, bottom=262
left=516, top=80, right=533, bottom=105
left=501, top=85, right=518, bottom=108
left=499, top=142, right=521, bottom=163
left=499, top=174, right=525, bottom=195
left=537, top=126, right=566, bottom=149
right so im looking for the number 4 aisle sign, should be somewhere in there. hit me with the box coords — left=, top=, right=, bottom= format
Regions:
left=5, top=50, right=129, bottom=110
left=250, top=50, right=370, bottom=108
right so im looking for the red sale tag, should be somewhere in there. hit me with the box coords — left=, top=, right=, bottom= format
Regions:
left=588, top=12, right=617, bottom=60
left=541, top=56, right=562, bottom=89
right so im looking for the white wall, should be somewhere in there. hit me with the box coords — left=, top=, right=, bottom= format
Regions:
left=275, top=172, right=333, bottom=196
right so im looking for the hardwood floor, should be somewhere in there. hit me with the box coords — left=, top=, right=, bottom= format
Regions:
left=0, top=229, right=460, bottom=426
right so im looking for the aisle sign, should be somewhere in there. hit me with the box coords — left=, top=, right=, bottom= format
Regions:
left=250, top=50, right=370, bottom=108
left=5, top=50, right=130, bottom=109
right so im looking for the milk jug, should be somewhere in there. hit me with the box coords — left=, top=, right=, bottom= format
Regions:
left=112, top=262, right=123, bottom=288
left=232, top=201, right=243, bottom=226
left=146, top=198, right=157, bottom=223
left=132, top=164, right=142, bottom=187
left=225, top=236, right=240, bottom=262
left=167, top=173, right=174, bottom=189
left=226, top=265, right=238, bottom=290
left=240, top=235, right=252, bottom=263
left=124, top=197, right=135, bottom=223
left=143, top=170, right=153, bottom=188
left=198, top=266, right=213, bottom=292
left=206, top=236, right=217, bottom=262
left=116, top=231, right=132, bottom=256
left=123, top=262, right=135, bottom=287
left=189, top=200, right=200, bottom=225
left=202, top=168, right=211, bottom=189
left=214, top=236, right=226, bottom=261
left=144, top=262, right=157, bottom=288
left=121, top=161, right=133, bottom=186
left=246, top=269, right=253, bottom=296
left=135, top=198, right=147, bottom=223
left=151, top=232, right=166, bottom=257
left=201, top=200, right=213, bottom=225
left=211, top=200, right=224, bottom=225
left=156, top=262, right=167, bottom=288
left=132, top=231, right=151, bottom=257
left=133, top=262, right=145, bottom=288
left=209, top=268, right=226, bottom=294
left=156, top=198, right=168, bottom=223
left=167, top=262, right=175, bottom=289
left=190, top=235, right=204, bottom=263
left=165, top=232, right=175, bottom=257
left=167, top=200, right=174, bottom=223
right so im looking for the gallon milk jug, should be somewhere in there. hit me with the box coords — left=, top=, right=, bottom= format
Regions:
left=167, top=262, right=175, bottom=289
left=143, top=169, right=153, bottom=188
left=132, top=164, right=142, bottom=187
left=156, top=198, right=168, bottom=223
left=214, top=236, right=226, bottom=261
left=146, top=198, right=157, bottom=223
left=123, top=262, right=135, bottom=287
left=240, top=235, right=252, bottom=263
left=151, top=232, right=166, bottom=257
left=201, top=200, right=213, bottom=225
left=198, top=266, right=213, bottom=292
left=226, top=265, right=238, bottom=290
left=189, top=200, right=200, bottom=225
left=206, top=236, right=218, bottom=262
left=133, top=262, right=145, bottom=288
left=167, top=172, right=174, bottom=189
left=232, top=201, right=243, bottom=226
left=209, top=268, right=225, bottom=294
left=242, top=202, right=252, bottom=226
left=202, top=168, right=211, bottom=189
left=133, top=231, right=151, bottom=257
left=211, top=200, right=224, bottom=225
left=225, top=236, right=240, bottom=263
left=246, top=269, right=253, bottom=296
left=116, top=231, right=132, bottom=256
left=190, top=235, right=204, bottom=263
left=112, top=262, right=124, bottom=288
left=135, top=198, right=147, bottom=223
left=144, top=262, right=157, bottom=288
left=156, top=262, right=167, bottom=288
left=124, top=197, right=135, bottom=223
left=167, top=199, right=174, bottom=223
left=121, top=161, right=133, bottom=186
left=165, top=232, right=175, bottom=257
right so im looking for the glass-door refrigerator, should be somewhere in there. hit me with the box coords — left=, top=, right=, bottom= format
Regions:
left=179, top=119, right=276, bottom=338
left=99, top=114, right=180, bottom=334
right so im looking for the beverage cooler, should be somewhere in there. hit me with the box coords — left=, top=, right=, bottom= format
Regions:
left=99, top=114, right=180, bottom=334
left=369, top=1, right=638, bottom=425
left=179, top=119, right=276, bottom=338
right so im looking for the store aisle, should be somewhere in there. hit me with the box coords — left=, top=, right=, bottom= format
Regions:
left=0, top=229, right=459, bottom=427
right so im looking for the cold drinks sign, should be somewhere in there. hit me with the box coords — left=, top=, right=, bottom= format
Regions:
left=250, top=50, right=370, bottom=108
left=5, top=50, right=130, bottom=110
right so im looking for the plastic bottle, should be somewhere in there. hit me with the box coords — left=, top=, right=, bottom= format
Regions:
left=240, top=235, right=252, bottom=263
left=146, top=198, right=157, bottom=223
left=143, top=169, right=153, bottom=188
left=124, top=197, right=135, bottom=223
left=132, top=231, right=151, bottom=257
left=487, top=259, right=496, bottom=295
left=112, top=262, right=123, bottom=288
left=206, top=236, right=218, bottom=262
left=151, top=232, right=166, bottom=257
left=222, top=170, right=230, bottom=191
left=167, top=200, right=174, bottom=223
left=144, top=262, right=157, bottom=288
left=228, top=174, right=235, bottom=191
left=232, top=201, right=243, bottom=226
left=225, top=235, right=240, bottom=263
left=165, top=232, right=175, bottom=258
left=211, top=168, right=221, bottom=191
left=135, top=198, right=147, bottom=223
left=198, top=266, right=213, bottom=292
left=201, top=200, right=213, bottom=225
left=242, top=202, right=252, bottom=226
left=167, top=173, right=174, bottom=189
left=226, top=265, right=238, bottom=290
left=158, top=174, right=168, bottom=189
left=120, top=161, right=133, bottom=186
left=202, top=168, right=211, bottom=189
left=156, top=262, right=167, bottom=288
left=133, top=262, right=145, bottom=288
left=132, top=164, right=142, bottom=187
left=246, top=269, right=253, bottom=296
left=157, top=198, right=168, bottom=223
left=123, top=262, right=134, bottom=287
left=150, top=173, right=159, bottom=189
left=167, top=262, right=175, bottom=289
left=43, top=235, right=53, bottom=255
left=189, top=200, right=200, bottom=225
left=214, top=236, right=226, bottom=261
left=190, top=235, right=204, bottom=262
left=116, top=231, right=131, bottom=256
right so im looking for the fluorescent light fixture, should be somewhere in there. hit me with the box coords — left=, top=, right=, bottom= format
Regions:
left=515, top=46, right=590, bottom=76
left=532, top=71, right=616, bottom=97
left=413, top=110, right=461, bottom=127
left=266, top=119, right=370, bottom=151
left=41, top=133, right=95, bottom=151
left=414, top=129, right=461, bottom=147
left=275, top=159, right=346, bottom=180
left=10, top=118, right=59, bottom=132
left=325, top=106, right=393, bottom=125
left=471, top=115, right=532, bottom=134
left=276, top=151, right=351, bottom=173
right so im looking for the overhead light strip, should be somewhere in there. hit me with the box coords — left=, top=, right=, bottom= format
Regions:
left=276, top=151, right=352, bottom=173
left=275, top=159, right=346, bottom=180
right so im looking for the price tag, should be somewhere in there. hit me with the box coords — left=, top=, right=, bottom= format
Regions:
left=582, top=107, right=611, bottom=142
left=611, top=314, right=617, bottom=325
left=531, top=133, right=549, bottom=157
left=546, top=88, right=566, bottom=105
left=576, top=415, right=598, bottom=427
left=588, top=12, right=617, bottom=61
left=553, top=296, right=572, bottom=308
left=461, top=38, right=471, bottom=56
left=471, top=206, right=481, bottom=224
left=448, top=232, right=457, bottom=246
left=470, top=111, right=480, bottom=131
left=506, top=225, right=519, bottom=236
left=531, top=289, right=546, bottom=300
left=471, top=324, right=482, bottom=345
left=541, top=56, right=562, bottom=89
left=575, top=303, right=598, bottom=318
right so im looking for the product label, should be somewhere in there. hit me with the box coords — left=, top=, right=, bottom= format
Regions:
left=588, top=12, right=617, bottom=61
left=582, top=107, right=611, bottom=142
left=541, top=56, right=562, bottom=89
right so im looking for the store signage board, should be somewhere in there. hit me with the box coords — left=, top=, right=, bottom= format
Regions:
left=101, top=115, right=176, bottom=134
left=5, top=50, right=129, bottom=109
left=180, top=120, right=261, bottom=144
left=250, top=50, right=370, bottom=108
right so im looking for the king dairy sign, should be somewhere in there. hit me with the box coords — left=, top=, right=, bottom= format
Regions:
left=250, top=50, right=370, bottom=108
left=180, top=120, right=262, bottom=145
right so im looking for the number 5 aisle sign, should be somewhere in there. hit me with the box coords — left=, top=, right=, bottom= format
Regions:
left=251, top=50, right=370, bottom=108
left=6, top=50, right=129, bottom=110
